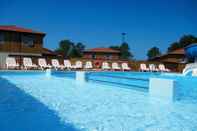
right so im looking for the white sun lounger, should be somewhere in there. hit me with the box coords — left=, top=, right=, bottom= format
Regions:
left=84, top=61, right=93, bottom=69
left=74, top=61, right=83, bottom=69
left=149, top=64, right=159, bottom=72
left=38, top=58, right=51, bottom=70
left=51, top=59, right=65, bottom=70
left=158, top=64, right=170, bottom=72
left=23, top=57, right=37, bottom=70
left=112, top=62, right=121, bottom=70
left=140, top=63, right=149, bottom=72
left=6, top=57, right=19, bottom=69
left=64, top=60, right=72, bottom=70
left=102, top=62, right=111, bottom=70
left=121, top=63, right=131, bottom=71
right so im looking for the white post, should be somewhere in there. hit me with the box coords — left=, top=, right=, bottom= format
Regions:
left=76, top=71, right=86, bottom=84
left=192, top=69, right=197, bottom=76
left=149, top=78, right=177, bottom=102
left=46, top=69, right=51, bottom=77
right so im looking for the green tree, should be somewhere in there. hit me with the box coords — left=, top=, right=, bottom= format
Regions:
left=167, top=42, right=180, bottom=52
left=55, top=40, right=85, bottom=58
left=120, top=42, right=133, bottom=60
left=168, top=35, right=197, bottom=52
left=179, top=35, right=197, bottom=47
left=109, top=46, right=120, bottom=51
left=147, top=46, right=161, bottom=60
left=75, top=42, right=85, bottom=57
left=55, top=40, right=74, bottom=58
left=109, top=43, right=133, bottom=60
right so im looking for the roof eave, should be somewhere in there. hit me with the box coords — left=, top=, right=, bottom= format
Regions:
left=84, top=51, right=120, bottom=53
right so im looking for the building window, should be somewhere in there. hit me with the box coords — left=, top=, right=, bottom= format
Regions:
left=92, top=54, right=96, bottom=59
left=106, top=54, right=112, bottom=59
left=0, top=33, right=4, bottom=44
left=22, top=35, right=34, bottom=47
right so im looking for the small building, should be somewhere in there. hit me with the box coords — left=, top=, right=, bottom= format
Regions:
left=0, top=25, right=58, bottom=68
left=83, top=48, right=121, bottom=60
left=149, top=48, right=186, bottom=72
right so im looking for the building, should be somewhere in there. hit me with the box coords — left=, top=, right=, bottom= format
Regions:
left=0, top=25, right=58, bottom=68
left=150, top=48, right=185, bottom=63
left=149, top=48, right=186, bottom=71
left=83, top=48, right=121, bottom=60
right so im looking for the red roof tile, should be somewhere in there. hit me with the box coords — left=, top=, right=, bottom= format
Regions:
left=151, top=48, right=185, bottom=59
left=84, top=48, right=120, bottom=53
left=168, top=48, right=185, bottom=55
left=42, top=48, right=57, bottom=55
left=0, top=25, right=45, bottom=35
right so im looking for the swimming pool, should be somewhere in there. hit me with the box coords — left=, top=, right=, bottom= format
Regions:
left=0, top=71, right=197, bottom=131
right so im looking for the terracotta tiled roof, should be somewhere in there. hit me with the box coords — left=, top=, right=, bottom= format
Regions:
left=0, top=25, right=45, bottom=35
left=160, top=58, right=184, bottom=63
left=42, top=48, right=57, bottom=55
left=168, top=48, right=185, bottom=55
left=84, top=48, right=120, bottom=53
left=150, top=48, right=185, bottom=60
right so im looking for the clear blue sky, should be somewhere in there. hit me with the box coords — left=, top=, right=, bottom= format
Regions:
left=1, top=0, right=197, bottom=59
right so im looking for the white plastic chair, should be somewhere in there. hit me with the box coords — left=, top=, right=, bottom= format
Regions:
left=38, top=58, right=51, bottom=70
left=140, top=64, right=149, bottom=72
left=51, top=59, right=64, bottom=70
left=102, top=62, right=111, bottom=70
left=6, top=57, right=19, bottom=69
left=84, top=61, right=93, bottom=69
left=121, top=63, right=131, bottom=71
left=158, top=64, right=170, bottom=72
left=112, top=62, right=121, bottom=70
left=75, top=61, right=83, bottom=69
left=149, top=64, right=159, bottom=72
left=23, top=57, right=37, bottom=70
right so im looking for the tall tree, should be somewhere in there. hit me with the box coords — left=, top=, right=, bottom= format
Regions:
left=147, top=46, right=161, bottom=60
left=75, top=42, right=85, bottom=57
left=109, top=45, right=120, bottom=51
left=168, top=35, right=197, bottom=52
left=55, top=39, right=85, bottom=58
left=109, top=43, right=133, bottom=59
left=179, top=35, right=197, bottom=47
left=120, top=42, right=133, bottom=60
left=55, top=40, right=74, bottom=58
left=167, top=42, right=180, bottom=52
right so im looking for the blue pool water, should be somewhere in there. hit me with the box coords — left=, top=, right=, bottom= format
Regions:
left=0, top=71, right=197, bottom=131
